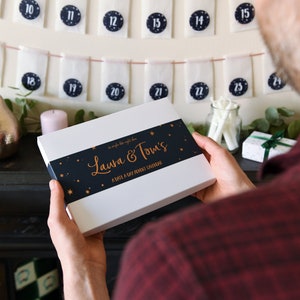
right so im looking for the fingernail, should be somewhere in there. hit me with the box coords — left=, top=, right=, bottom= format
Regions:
left=49, top=180, right=56, bottom=190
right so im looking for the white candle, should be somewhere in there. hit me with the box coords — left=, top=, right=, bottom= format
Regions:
left=40, top=110, right=68, bottom=135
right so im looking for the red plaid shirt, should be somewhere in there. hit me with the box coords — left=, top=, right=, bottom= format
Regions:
left=113, top=140, right=300, bottom=299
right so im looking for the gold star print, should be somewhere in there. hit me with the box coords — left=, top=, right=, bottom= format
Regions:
left=59, top=162, right=63, bottom=166
left=92, top=146, right=97, bottom=150
left=67, top=189, right=73, bottom=195
left=77, top=159, right=80, bottom=163
left=150, top=131, right=155, bottom=136
left=86, top=188, right=91, bottom=195
left=60, top=174, right=64, bottom=178
left=170, top=124, right=174, bottom=128
left=180, top=148, right=184, bottom=152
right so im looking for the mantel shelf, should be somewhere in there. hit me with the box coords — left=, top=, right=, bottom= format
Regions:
left=0, top=133, right=261, bottom=296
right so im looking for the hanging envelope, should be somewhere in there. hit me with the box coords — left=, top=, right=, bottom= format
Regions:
left=100, top=59, right=130, bottom=104
left=59, top=54, right=89, bottom=102
left=229, top=0, right=258, bottom=32
left=98, top=0, right=131, bottom=38
left=14, top=0, right=46, bottom=27
left=141, top=0, right=173, bottom=38
left=184, top=0, right=216, bottom=37
left=144, top=60, right=173, bottom=102
left=223, top=55, right=253, bottom=99
left=16, top=46, right=48, bottom=95
left=0, top=43, right=4, bottom=87
left=263, top=52, right=291, bottom=94
left=185, top=58, right=214, bottom=103
left=55, top=0, right=87, bottom=33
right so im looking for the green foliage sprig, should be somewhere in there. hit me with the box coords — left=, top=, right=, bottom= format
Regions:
left=4, top=88, right=40, bottom=135
left=187, top=106, right=300, bottom=141
left=242, top=106, right=300, bottom=139
left=74, top=109, right=98, bottom=124
left=4, top=87, right=101, bottom=134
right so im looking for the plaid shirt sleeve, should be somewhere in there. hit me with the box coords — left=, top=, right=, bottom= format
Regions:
left=113, top=140, right=300, bottom=300
left=113, top=216, right=210, bottom=300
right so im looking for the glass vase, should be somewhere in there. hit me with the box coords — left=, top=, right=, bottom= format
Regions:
left=206, top=102, right=242, bottom=153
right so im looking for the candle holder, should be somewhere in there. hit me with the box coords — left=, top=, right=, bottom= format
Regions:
left=206, top=99, right=242, bottom=153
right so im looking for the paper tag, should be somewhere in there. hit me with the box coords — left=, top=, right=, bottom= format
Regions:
left=59, top=54, right=89, bottom=101
left=144, top=60, right=173, bottom=102
left=184, top=0, right=216, bottom=37
left=263, top=52, right=291, bottom=94
left=55, top=0, right=87, bottom=33
left=229, top=0, right=258, bottom=32
left=223, top=55, right=253, bottom=98
left=98, top=0, right=130, bottom=38
left=185, top=58, right=213, bottom=103
left=142, top=0, right=173, bottom=38
left=100, top=59, right=130, bottom=103
left=14, top=0, right=46, bottom=27
left=16, top=46, right=48, bottom=95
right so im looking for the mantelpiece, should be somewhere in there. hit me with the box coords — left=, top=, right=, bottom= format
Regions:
left=0, top=134, right=260, bottom=298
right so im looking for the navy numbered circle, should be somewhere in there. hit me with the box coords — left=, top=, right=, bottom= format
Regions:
left=146, top=13, right=167, bottom=34
left=190, top=82, right=209, bottom=100
left=229, top=78, right=248, bottom=97
left=106, top=83, right=125, bottom=101
left=103, top=11, right=124, bottom=32
left=63, top=79, right=83, bottom=98
left=268, top=73, right=286, bottom=90
left=149, top=83, right=169, bottom=100
left=22, top=72, right=41, bottom=91
left=189, top=10, right=210, bottom=31
left=60, top=5, right=81, bottom=27
left=19, top=0, right=40, bottom=20
left=235, top=3, right=255, bottom=25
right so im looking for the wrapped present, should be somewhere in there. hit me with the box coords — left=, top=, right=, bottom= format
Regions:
left=242, top=130, right=297, bottom=163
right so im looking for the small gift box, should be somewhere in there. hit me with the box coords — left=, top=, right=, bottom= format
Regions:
left=242, top=130, right=297, bottom=163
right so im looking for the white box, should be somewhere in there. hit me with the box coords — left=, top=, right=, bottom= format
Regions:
left=38, top=99, right=215, bottom=235
left=242, top=130, right=296, bottom=163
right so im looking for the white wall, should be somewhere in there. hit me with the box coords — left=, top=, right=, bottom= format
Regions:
left=0, top=0, right=299, bottom=127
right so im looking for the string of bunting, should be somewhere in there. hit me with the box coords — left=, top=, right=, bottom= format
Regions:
left=0, top=0, right=266, bottom=104
left=9, top=0, right=258, bottom=37
left=6, top=43, right=264, bottom=64
left=2, top=43, right=291, bottom=104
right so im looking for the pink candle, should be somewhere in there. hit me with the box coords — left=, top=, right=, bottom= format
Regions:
left=40, top=110, right=68, bottom=135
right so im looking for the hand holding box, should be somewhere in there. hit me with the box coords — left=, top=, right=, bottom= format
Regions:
left=38, top=99, right=215, bottom=235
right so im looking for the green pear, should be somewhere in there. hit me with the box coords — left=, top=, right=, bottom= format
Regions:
left=0, top=96, right=20, bottom=159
